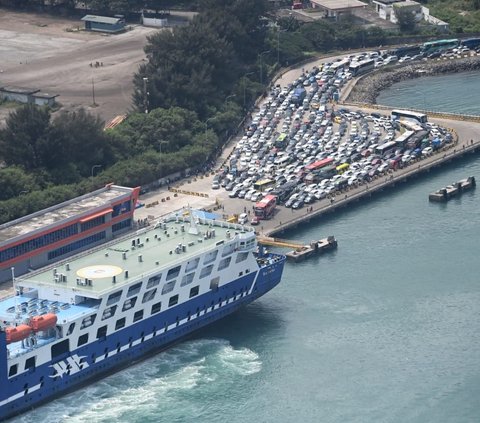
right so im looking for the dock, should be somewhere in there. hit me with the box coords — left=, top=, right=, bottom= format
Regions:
left=429, top=176, right=476, bottom=202
left=258, top=235, right=338, bottom=262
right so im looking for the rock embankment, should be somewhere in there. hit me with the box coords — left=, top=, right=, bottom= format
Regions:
left=346, top=56, right=480, bottom=105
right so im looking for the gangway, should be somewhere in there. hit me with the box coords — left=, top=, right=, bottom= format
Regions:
left=257, top=236, right=304, bottom=249
left=258, top=236, right=338, bottom=262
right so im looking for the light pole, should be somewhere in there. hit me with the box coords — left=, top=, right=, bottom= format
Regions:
left=143, top=77, right=149, bottom=114
left=259, top=50, right=271, bottom=86
left=205, top=117, right=215, bottom=145
left=242, top=72, right=255, bottom=110
left=91, top=164, right=102, bottom=178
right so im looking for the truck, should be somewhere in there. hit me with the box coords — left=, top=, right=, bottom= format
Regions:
left=291, top=87, right=307, bottom=105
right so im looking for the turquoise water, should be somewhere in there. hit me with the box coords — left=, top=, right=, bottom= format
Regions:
left=376, top=70, right=480, bottom=116
left=15, top=75, right=480, bottom=422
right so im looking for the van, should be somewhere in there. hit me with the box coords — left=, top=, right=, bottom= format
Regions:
left=238, top=213, right=248, bottom=225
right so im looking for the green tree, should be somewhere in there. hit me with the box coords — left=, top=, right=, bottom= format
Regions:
left=0, top=167, right=39, bottom=201
left=395, top=6, right=417, bottom=32
left=0, top=104, right=51, bottom=170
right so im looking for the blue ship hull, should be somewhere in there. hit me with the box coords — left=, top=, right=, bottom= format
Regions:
left=0, top=255, right=285, bottom=421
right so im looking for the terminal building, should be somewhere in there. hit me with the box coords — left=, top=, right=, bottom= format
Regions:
left=0, top=184, right=140, bottom=284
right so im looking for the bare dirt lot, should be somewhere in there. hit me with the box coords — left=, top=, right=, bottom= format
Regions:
left=0, top=10, right=160, bottom=125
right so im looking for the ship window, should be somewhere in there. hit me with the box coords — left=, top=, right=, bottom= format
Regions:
left=199, top=265, right=213, bottom=279
left=181, top=272, right=195, bottom=287
left=127, top=282, right=142, bottom=297
left=222, top=243, right=236, bottom=257
left=189, top=286, right=199, bottom=298
left=218, top=257, right=232, bottom=271
left=9, top=364, right=18, bottom=377
left=142, top=288, right=157, bottom=304
left=102, top=305, right=117, bottom=320
left=161, top=280, right=176, bottom=295
left=106, top=291, right=122, bottom=306
left=210, top=277, right=220, bottom=291
left=168, top=295, right=179, bottom=307
left=25, top=356, right=36, bottom=371
left=66, top=322, right=76, bottom=335
left=236, top=252, right=249, bottom=263
left=122, top=296, right=137, bottom=311
left=186, top=257, right=200, bottom=272
left=204, top=250, right=218, bottom=265
left=115, top=317, right=126, bottom=330
left=166, top=265, right=181, bottom=281
left=80, top=314, right=96, bottom=329
left=97, top=325, right=108, bottom=339
left=151, top=301, right=162, bottom=314
left=51, top=339, right=69, bottom=359
left=133, top=310, right=144, bottom=322
left=147, top=274, right=162, bottom=289
left=77, top=334, right=88, bottom=347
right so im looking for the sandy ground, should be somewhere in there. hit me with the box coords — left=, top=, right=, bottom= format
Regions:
left=0, top=10, right=160, bottom=125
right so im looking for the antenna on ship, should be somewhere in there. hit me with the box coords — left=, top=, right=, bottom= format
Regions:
left=187, top=206, right=200, bottom=235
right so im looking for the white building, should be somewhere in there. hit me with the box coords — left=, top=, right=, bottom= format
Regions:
left=372, top=0, right=449, bottom=31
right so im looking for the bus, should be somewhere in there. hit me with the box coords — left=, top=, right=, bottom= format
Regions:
left=460, top=37, right=480, bottom=50
left=331, top=58, right=350, bottom=74
left=254, top=194, right=277, bottom=220
left=391, top=109, right=427, bottom=124
left=394, top=130, right=414, bottom=148
left=421, top=39, right=458, bottom=55
left=253, top=179, right=275, bottom=192
left=391, top=45, right=421, bottom=58
left=335, top=163, right=350, bottom=174
left=348, top=59, right=375, bottom=77
left=375, top=141, right=397, bottom=157
left=305, top=157, right=334, bottom=172
left=399, top=119, right=423, bottom=132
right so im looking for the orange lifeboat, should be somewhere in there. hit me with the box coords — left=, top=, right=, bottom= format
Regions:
left=30, top=313, right=57, bottom=332
left=5, top=324, right=32, bottom=344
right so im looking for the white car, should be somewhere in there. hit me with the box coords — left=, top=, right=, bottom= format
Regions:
left=422, top=146, right=433, bottom=156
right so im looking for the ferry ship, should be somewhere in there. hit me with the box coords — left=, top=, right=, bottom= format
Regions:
left=0, top=213, right=285, bottom=420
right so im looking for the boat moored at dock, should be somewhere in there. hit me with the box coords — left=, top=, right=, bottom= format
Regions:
left=0, top=213, right=285, bottom=420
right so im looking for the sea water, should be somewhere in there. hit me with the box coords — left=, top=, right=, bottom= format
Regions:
left=14, top=74, right=480, bottom=423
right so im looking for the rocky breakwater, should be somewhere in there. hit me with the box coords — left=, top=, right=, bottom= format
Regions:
left=346, top=56, right=480, bottom=105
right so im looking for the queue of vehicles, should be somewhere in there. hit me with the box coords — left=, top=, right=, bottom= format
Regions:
left=213, top=52, right=454, bottom=220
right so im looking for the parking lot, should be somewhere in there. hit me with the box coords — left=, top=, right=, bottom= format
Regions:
left=211, top=52, right=455, bottom=224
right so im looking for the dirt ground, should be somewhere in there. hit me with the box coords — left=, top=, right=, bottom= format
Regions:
left=0, top=10, right=160, bottom=125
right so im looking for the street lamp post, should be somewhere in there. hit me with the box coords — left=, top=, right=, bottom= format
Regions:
left=259, top=50, right=271, bottom=86
left=143, top=77, right=149, bottom=114
left=242, top=72, right=255, bottom=110
left=91, top=164, right=102, bottom=178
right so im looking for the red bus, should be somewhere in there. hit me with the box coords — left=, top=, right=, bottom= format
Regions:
left=254, top=195, right=277, bottom=220
left=305, top=157, right=334, bottom=172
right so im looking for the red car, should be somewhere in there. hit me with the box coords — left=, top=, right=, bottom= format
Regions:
left=250, top=216, right=260, bottom=225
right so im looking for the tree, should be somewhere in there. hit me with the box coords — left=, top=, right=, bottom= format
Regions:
left=0, top=104, right=51, bottom=170
left=50, top=109, right=112, bottom=178
left=0, top=167, right=39, bottom=201
left=395, top=6, right=417, bottom=32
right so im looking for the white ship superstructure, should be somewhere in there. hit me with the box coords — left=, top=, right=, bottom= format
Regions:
left=0, top=213, right=285, bottom=420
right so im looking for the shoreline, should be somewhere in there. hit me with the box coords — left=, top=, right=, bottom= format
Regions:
left=346, top=55, right=480, bottom=107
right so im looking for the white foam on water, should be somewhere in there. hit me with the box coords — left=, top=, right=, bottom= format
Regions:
left=19, top=338, right=262, bottom=422
left=217, top=345, right=262, bottom=376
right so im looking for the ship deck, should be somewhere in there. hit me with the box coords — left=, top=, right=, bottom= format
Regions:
left=15, top=217, right=252, bottom=298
